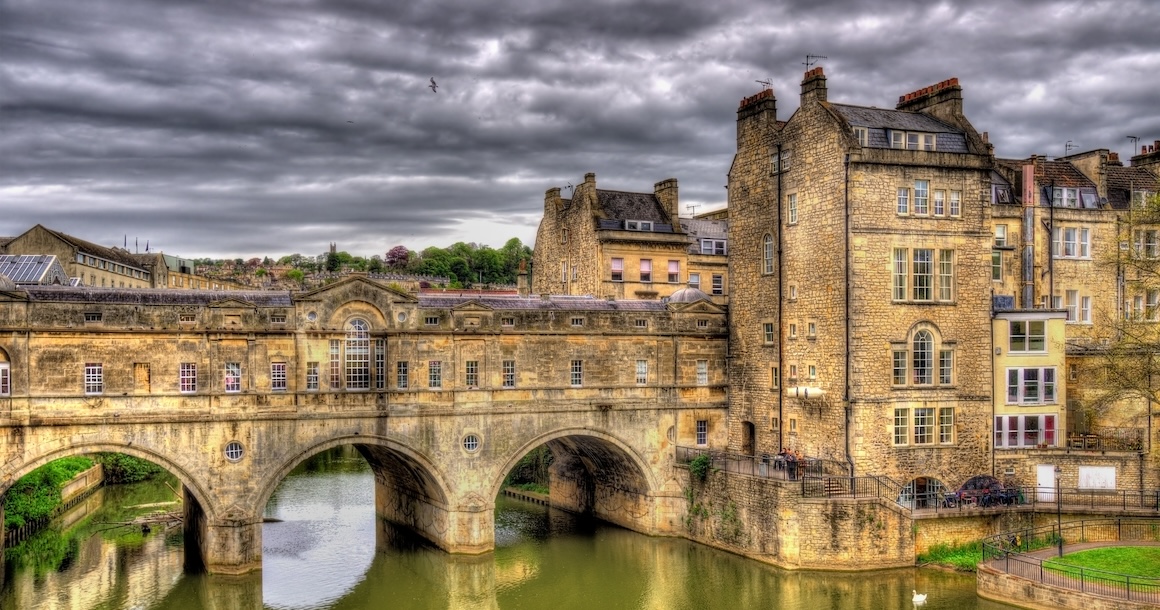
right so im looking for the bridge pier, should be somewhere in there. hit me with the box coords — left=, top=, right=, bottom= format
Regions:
left=184, top=485, right=262, bottom=575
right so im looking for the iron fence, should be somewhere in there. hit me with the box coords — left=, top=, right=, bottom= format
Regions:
left=982, top=518, right=1160, bottom=606
left=675, top=446, right=849, bottom=482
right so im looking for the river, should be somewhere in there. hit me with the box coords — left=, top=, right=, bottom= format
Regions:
left=2, top=449, right=1016, bottom=609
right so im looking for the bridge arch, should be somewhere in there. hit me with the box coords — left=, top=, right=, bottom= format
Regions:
left=490, top=427, right=660, bottom=502
left=1, top=441, right=214, bottom=519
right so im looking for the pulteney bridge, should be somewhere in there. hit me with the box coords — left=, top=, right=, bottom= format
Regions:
left=0, top=276, right=728, bottom=573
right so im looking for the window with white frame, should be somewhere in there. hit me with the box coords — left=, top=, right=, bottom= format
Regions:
left=711, top=274, right=723, bottom=296
left=763, top=234, right=774, bottom=274
left=894, top=406, right=954, bottom=446
left=84, top=362, right=103, bottom=395
left=939, top=350, right=953, bottom=385
left=995, top=414, right=1056, bottom=448
left=345, top=319, right=370, bottom=389
left=688, top=273, right=701, bottom=290
left=892, top=248, right=954, bottom=302
left=912, top=330, right=933, bottom=385
left=787, top=193, right=798, bottom=225
left=1006, top=367, right=1056, bottom=405
left=396, top=361, right=408, bottom=389
left=224, top=362, right=241, bottom=393
left=701, top=239, right=727, bottom=255
left=1148, top=291, right=1160, bottom=322
left=893, top=327, right=954, bottom=387
left=375, top=339, right=385, bottom=390
left=763, top=322, right=775, bottom=344
left=625, top=220, right=653, bottom=231
left=640, top=259, right=652, bottom=283
left=939, top=408, right=955, bottom=444
left=571, top=317, right=584, bottom=326
left=636, top=360, right=648, bottom=385
left=853, top=126, right=867, bottom=147
left=913, top=407, right=935, bottom=444
left=329, top=340, right=341, bottom=389
left=271, top=362, right=287, bottom=391
left=571, top=265, right=578, bottom=281
left=570, top=360, right=583, bottom=387
left=1065, top=290, right=1079, bottom=323
left=695, top=419, right=708, bottom=445
left=771, top=366, right=779, bottom=389
left=180, top=363, right=197, bottom=393
left=893, top=408, right=909, bottom=445
left=807, top=321, right=816, bottom=338
left=610, top=258, right=623, bottom=281
left=1081, top=296, right=1092, bottom=323
left=1133, top=229, right=1158, bottom=259
left=897, top=188, right=909, bottom=214
left=502, top=360, right=515, bottom=388
left=789, top=364, right=798, bottom=380
left=306, top=362, right=319, bottom=391
left=807, top=364, right=816, bottom=380
left=995, top=224, right=1008, bottom=247
left=949, top=191, right=961, bottom=217
left=933, top=190, right=946, bottom=216
left=696, top=359, right=708, bottom=385
left=914, top=180, right=929, bottom=215
left=1132, top=190, right=1152, bottom=209
left=561, top=261, right=567, bottom=283
left=1052, top=187, right=1079, bottom=208
left=465, top=360, right=478, bottom=388
left=772, top=149, right=791, bottom=172
left=501, top=317, right=515, bottom=327
left=1009, top=320, right=1046, bottom=352
left=992, top=251, right=1003, bottom=281
left=428, top=361, right=442, bottom=389
left=788, top=323, right=797, bottom=339
left=668, top=260, right=680, bottom=283
left=0, top=361, right=8, bottom=396
left=1052, top=226, right=1090, bottom=258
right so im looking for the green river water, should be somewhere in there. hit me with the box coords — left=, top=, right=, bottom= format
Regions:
left=1, top=449, right=1016, bottom=609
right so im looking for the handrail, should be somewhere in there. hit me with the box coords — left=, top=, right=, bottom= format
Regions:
left=674, top=446, right=849, bottom=482
left=981, top=518, right=1160, bottom=605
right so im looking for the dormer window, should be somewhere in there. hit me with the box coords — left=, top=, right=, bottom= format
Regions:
left=625, top=220, right=653, bottom=231
left=700, top=239, right=727, bottom=255
left=853, top=127, right=868, bottom=147
left=891, top=131, right=936, bottom=151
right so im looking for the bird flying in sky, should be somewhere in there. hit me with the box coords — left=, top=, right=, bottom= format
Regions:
left=429, top=78, right=438, bottom=93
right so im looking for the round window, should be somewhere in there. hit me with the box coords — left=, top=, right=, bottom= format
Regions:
left=667, top=426, right=676, bottom=442
left=306, top=311, right=318, bottom=322
left=397, top=312, right=407, bottom=322
left=224, top=441, right=245, bottom=462
left=463, top=434, right=480, bottom=453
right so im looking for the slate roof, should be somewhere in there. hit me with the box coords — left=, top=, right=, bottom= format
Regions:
left=21, top=285, right=293, bottom=306
left=827, top=103, right=969, bottom=153
left=0, top=255, right=69, bottom=285
left=1034, top=159, right=1096, bottom=189
left=1107, top=165, right=1160, bottom=209
left=679, top=218, right=728, bottom=240
left=418, top=294, right=666, bottom=312
left=35, top=226, right=149, bottom=270
left=596, top=190, right=670, bottom=223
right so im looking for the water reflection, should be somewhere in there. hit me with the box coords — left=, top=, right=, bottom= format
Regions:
left=4, top=448, right=1017, bottom=609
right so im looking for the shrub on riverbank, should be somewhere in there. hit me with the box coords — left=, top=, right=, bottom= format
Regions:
left=917, top=541, right=983, bottom=571
left=96, top=453, right=164, bottom=484
left=3, top=456, right=94, bottom=529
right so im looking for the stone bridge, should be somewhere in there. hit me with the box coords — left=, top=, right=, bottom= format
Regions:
left=0, top=276, right=729, bottom=573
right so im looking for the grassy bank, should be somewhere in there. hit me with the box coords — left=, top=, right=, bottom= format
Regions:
left=917, top=541, right=983, bottom=571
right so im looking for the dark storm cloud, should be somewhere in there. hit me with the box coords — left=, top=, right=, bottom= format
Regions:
left=1, top=0, right=1157, bottom=259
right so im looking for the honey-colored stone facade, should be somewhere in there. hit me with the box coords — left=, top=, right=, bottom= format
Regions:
left=727, top=70, right=994, bottom=488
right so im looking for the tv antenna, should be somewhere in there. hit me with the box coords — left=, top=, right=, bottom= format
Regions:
left=1064, top=140, right=1075, bottom=156
left=803, top=54, right=827, bottom=70
left=755, top=78, right=773, bottom=89
left=1128, top=136, right=1140, bottom=156
left=686, top=203, right=700, bottom=216
left=565, top=182, right=574, bottom=196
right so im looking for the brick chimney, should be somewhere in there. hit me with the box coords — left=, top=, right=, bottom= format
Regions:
left=1132, top=140, right=1160, bottom=179
left=896, top=77, right=963, bottom=117
left=736, top=88, right=776, bottom=150
left=654, top=178, right=679, bottom=225
left=800, top=67, right=827, bottom=104
left=544, top=186, right=562, bottom=214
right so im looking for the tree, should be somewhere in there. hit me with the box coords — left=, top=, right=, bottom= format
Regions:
left=386, top=246, right=410, bottom=269
left=285, top=269, right=305, bottom=284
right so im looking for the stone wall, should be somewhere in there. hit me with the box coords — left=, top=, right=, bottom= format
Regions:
left=978, top=564, right=1159, bottom=610
left=680, top=468, right=915, bottom=570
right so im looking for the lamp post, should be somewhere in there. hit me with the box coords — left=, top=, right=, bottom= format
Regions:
left=1055, top=465, right=1063, bottom=557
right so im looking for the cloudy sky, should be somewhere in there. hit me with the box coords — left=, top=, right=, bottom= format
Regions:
left=2, top=0, right=1158, bottom=260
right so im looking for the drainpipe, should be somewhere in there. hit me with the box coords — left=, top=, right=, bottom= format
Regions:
left=777, top=143, right=785, bottom=451
left=1048, top=180, right=1055, bottom=306
left=844, top=153, right=855, bottom=478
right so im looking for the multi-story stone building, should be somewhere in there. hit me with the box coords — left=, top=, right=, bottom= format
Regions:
left=532, top=174, right=728, bottom=304
left=726, top=68, right=996, bottom=491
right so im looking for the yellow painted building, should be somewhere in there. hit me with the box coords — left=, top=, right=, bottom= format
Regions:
left=992, top=309, right=1068, bottom=449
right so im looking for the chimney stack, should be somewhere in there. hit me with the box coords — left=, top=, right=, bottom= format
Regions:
left=654, top=178, right=679, bottom=224
left=800, top=67, right=827, bottom=104
left=896, top=77, right=962, bottom=116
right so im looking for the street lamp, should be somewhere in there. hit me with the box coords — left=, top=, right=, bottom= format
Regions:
left=1055, top=465, right=1063, bottom=557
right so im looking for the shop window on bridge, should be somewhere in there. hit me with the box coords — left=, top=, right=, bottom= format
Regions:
left=0, top=361, right=9, bottom=396
left=375, top=339, right=385, bottom=390
left=84, top=363, right=103, bottom=395
left=306, top=362, right=319, bottom=391
left=397, top=361, right=409, bottom=389
left=224, top=362, right=242, bottom=393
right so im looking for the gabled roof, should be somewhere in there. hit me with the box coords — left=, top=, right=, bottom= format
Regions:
left=680, top=218, right=728, bottom=240
left=23, top=225, right=148, bottom=270
left=296, top=274, right=418, bottom=303
left=596, top=190, right=669, bottom=223
left=1034, top=158, right=1096, bottom=190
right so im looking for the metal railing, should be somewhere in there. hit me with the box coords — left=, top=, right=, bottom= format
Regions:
left=982, top=518, right=1160, bottom=605
left=675, top=446, right=849, bottom=481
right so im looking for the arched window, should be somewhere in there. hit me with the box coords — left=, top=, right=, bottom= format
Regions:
left=763, top=234, right=774, bottom=274
left=912, top=330, right=933, bottom=384
left=345, top=319, right=370, bottom=389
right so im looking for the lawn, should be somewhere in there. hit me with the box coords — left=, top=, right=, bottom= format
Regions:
left=1043, top=547, right=1160, bottom=583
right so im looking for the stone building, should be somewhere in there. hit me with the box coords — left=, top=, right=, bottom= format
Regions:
left=531, top=173, right=729, bottom=304
left=0, top=225, right=245, bottom=290
left=726, top=68, right=996, bottom=491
